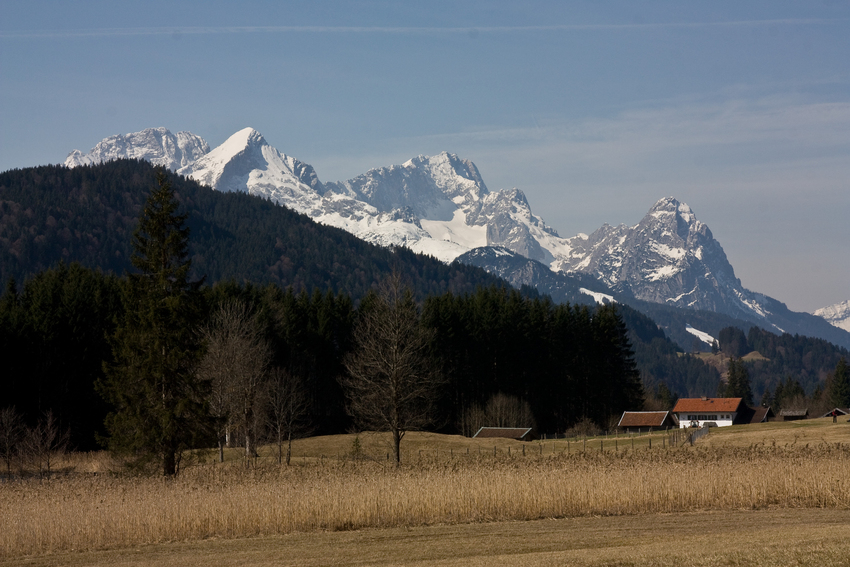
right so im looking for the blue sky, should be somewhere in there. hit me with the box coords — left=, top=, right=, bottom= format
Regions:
left=1, top=1, right=848, bottom=312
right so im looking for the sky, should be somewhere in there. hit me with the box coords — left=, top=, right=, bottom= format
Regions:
left=1, top=1, right=848, bottom=313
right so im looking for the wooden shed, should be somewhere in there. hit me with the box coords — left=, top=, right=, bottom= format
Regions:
left=617, top=411, right=675, bottom=432
left=472, top=427, right=536, bottom=441
left=779, top=408, right=808, bottom=421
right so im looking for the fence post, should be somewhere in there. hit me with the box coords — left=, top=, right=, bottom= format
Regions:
left=649, top=437, right=652, bottom=449
left=600, top=439, right=603, bottom=453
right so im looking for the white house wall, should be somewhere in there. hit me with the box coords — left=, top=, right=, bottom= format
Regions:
left=675, top=412, right=736, bottom=428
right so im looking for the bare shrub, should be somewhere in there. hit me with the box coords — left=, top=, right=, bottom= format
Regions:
left=22, top=410, right=70, bottom=477
left=565, top=417, right=601, bottom=438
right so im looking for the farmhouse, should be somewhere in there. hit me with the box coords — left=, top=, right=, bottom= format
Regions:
left=617, top=411, right=676, bottom=432
left=672, top=397, right=742, bottom=428
left=472, top=427, right=536, bottom=441
left=672, top=397, right=773, bottom=428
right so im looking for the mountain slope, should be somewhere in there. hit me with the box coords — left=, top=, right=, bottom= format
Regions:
left=0, top=160, right=506, bottom=301
left=61, top=127, right=850, bottom=350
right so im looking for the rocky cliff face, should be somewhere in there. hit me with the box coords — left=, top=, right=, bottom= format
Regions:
left=555, top=197, right=765, bottom=321
left=65, top=127, right=209, bottom=172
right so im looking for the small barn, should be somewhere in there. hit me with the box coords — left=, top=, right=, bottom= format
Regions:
left=617, top=411, right=676, bottom=433
left=472, top=427, right=536, bottom=441
left=779, top=408, right=808, bottom=421
left=739, top=405, right=775, bottom=424
left=821, top=408, right=850, bottom=418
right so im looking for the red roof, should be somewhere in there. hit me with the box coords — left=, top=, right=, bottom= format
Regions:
left=672, top=398, right=743, bottom=413
left=618, top=411, right=672, bottom=428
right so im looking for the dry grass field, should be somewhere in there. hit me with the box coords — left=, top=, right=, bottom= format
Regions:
left=7, top=509, right=850, bottom=567
left=2, top=418, right=849, bottom=565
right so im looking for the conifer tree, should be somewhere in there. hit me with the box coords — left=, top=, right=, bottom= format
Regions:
left=98, top=169, right=208, bottom=476
left=723, top=357, right=753, bottom=406
left=826, top=357, right=850, bottom=409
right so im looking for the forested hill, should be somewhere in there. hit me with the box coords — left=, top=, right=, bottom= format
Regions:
left=0, top=160, right=506, bottom=300
left=718, top=326, right=849, bottom=404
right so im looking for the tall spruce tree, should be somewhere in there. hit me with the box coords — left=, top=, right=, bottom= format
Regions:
left=98, top=170, right=208, bottom=475
left=723, top=357, right=753, bottom=406
left=826, top=357, right=850, bottom=409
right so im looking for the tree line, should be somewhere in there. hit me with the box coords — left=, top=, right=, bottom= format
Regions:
left=1, top=170, right=648, bottom=472
left=0, top=160, right=505, bottom=301
left=716, top=325, right=849, bottom=414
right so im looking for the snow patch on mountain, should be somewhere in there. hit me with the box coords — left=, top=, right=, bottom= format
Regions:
left=814, top=300, right=850, bottom=332
left=579, top=288, right=616, bottom=305
left=685, top=324, right=716, bottom=346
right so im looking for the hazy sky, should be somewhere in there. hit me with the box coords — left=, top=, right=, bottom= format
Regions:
left=2, top=1, right=848, bottom=313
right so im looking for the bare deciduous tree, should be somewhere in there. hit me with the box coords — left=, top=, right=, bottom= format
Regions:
left=340, top=275, right=443, bottom=465
left=267, top=367, right=312, bottom=465
left=198, top=301, right=272, bottom=460
left=24, top=409, right=70, bottom=477
left=461, top=392, right=536, bottom=436
left=0, top=406, right=25, bottom=476
left=485, top=392, right=536, bottom=429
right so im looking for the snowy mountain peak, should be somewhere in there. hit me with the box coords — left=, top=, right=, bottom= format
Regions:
left=178, top=127, right=323, bottom=199
left=645, top=196, right=704, bottom=241
left=814, top=300, right=850, bottom=332
left=217, top=127, right=266, bottom=153
left=65, top=127, right=209, bottom=171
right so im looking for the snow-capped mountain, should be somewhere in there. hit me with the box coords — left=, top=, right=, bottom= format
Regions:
left=65, top=126, right=850, bottom=349
left=65, top=127, right=209, bottom=171
left=555, top=197, right=770, bottom=322
left=177, top=128, right=325, bottom=210
left=814, top=301, right=850, bottom=332
left=68, top=127, right=568, bottom=265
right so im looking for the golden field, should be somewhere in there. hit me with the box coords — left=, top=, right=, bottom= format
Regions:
left=2, top=417, right=849, bottom=565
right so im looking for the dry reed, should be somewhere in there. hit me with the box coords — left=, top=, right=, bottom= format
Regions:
left=2, top=442, right=849, bottom=558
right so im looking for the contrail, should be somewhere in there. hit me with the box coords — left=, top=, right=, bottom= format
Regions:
left=1, top=19, right=842, bottom=39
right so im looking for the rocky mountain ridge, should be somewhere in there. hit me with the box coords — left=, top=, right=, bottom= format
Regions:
left=64, top=127, right=850, bottom=347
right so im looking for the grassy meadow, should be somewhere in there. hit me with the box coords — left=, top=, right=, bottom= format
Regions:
left=2, top=417, right=850, bottom=564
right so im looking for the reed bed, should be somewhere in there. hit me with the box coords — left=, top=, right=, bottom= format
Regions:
left=3, top=443, right=849, bottom=558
